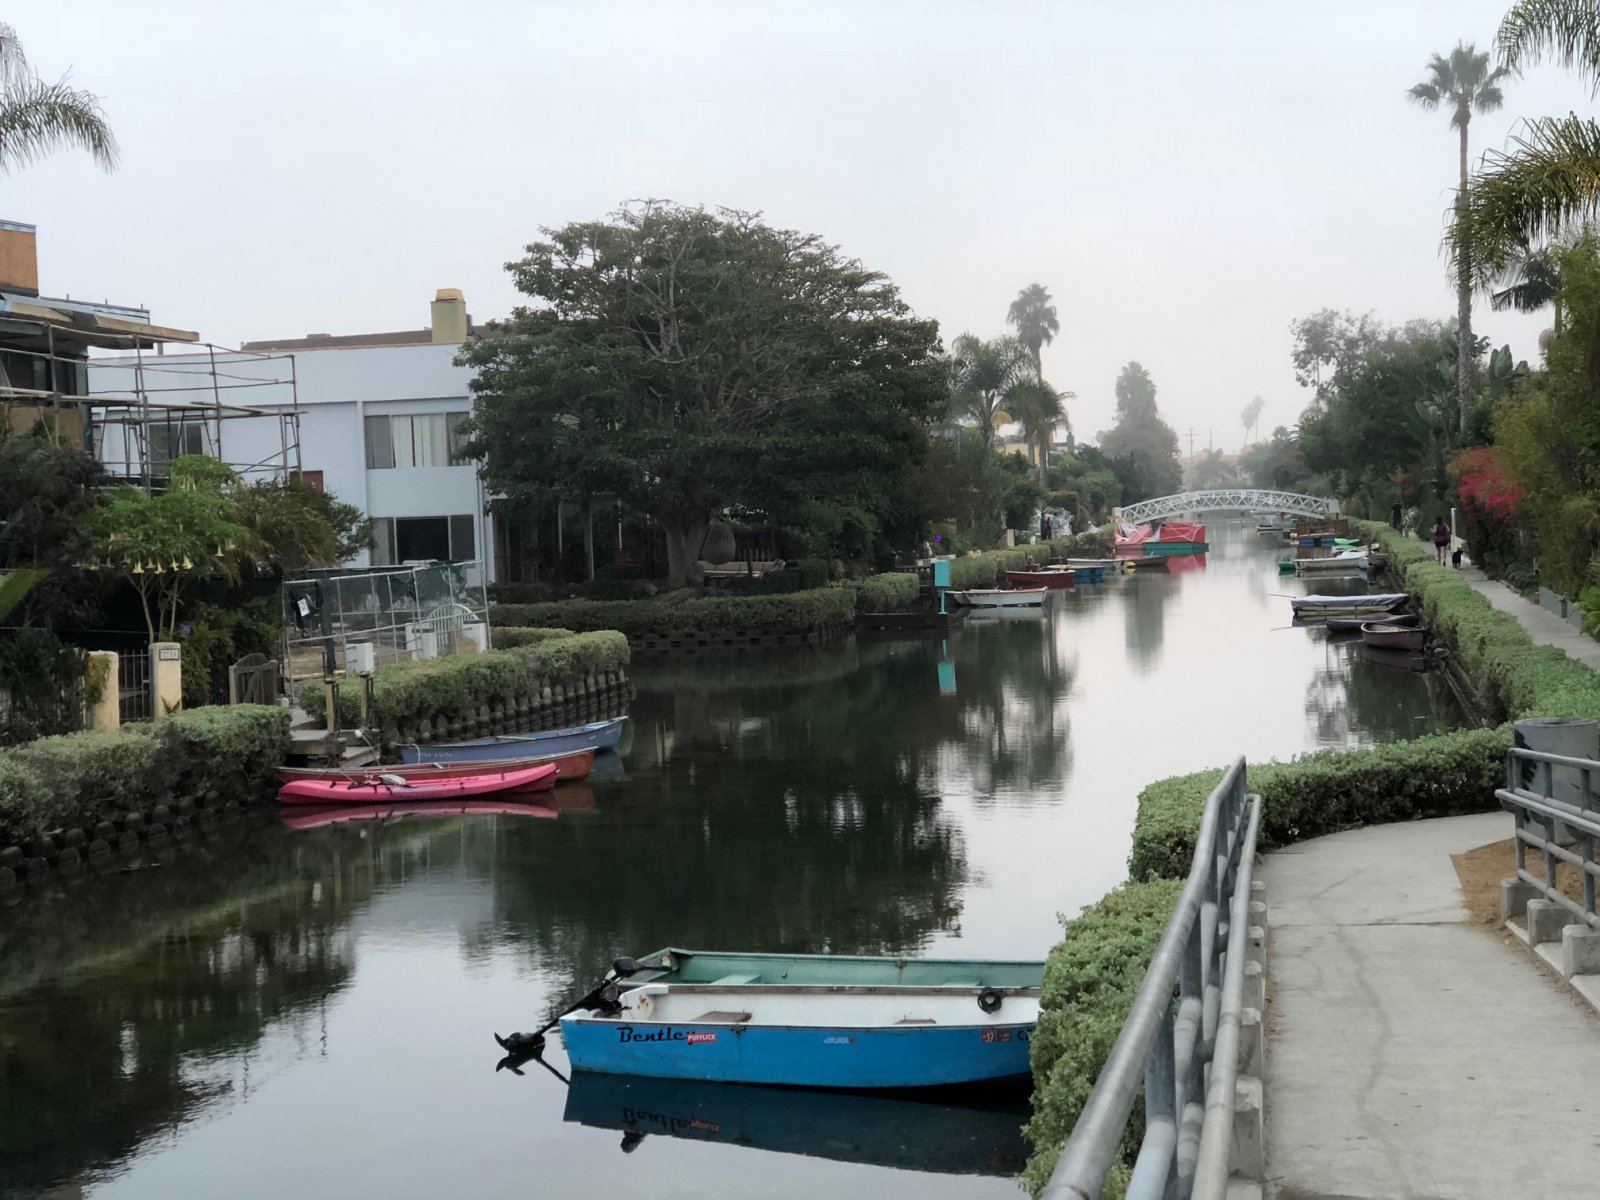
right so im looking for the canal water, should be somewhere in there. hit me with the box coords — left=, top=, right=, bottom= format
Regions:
left=0, top=521, right=1458, bottom=1199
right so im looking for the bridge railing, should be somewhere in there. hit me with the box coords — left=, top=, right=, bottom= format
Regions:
left=1044, top=758, right=1262, bottom=1200
left=1497, top=746, right=1600, bottom=928
left=1115, top=489, right=1340, bottom=526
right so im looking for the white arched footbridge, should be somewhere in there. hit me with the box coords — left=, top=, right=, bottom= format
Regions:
left=1114, top=489, right=1340, bottom=526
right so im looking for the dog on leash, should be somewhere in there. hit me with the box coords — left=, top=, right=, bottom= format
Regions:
left=1450, top=547, right=1463, bottom=569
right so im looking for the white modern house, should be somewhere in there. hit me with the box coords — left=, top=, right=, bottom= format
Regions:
left=89, top=289, right=510, bottom=581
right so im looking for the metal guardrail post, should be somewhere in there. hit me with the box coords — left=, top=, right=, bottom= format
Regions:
left=1497, top=745, right=1600, bottom=929
left=1044, top=759, right=1260, bottom=1200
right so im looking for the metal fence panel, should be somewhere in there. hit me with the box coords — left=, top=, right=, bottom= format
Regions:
left=118, top=649, right=151, bottom=723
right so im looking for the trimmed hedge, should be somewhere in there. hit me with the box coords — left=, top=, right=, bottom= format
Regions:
left=300, top=631, right=630, bottom=732
left=0, top=705, right=290, bottom=847
left=1126, top=728, right=1512, bottom=881
left=847, top=572, right=920, bottom=614
left=492, top=626, right=578, bottom=649
left=1024, top=877, right=1182, bottom=1198
left=490, top=588, right=858, bottom=645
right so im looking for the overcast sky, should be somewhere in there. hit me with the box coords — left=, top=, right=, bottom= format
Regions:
left=13, top=0, right=1596, bottom=452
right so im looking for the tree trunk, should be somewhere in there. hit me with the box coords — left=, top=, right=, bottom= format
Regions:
left=662, top=518, right=707, bottom=590
left=1456, top=117, right=1473, bottom=436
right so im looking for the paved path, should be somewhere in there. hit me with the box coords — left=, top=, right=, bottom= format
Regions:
left=1259, top=812, right=1600, bottom=1200
left=1459, top=565, right=1600, bottom=670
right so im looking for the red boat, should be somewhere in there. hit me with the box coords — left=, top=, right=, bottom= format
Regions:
left=278, top=748, right=593, bottom=788
left=280, top=800, right=559, bottom=830
left=276, top=763, right=558, bottom=806
left=1004, top=568, right=1075, bottom=589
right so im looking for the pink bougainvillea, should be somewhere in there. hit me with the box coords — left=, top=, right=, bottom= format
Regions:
left=1451, top=447, right=1521, bottom=522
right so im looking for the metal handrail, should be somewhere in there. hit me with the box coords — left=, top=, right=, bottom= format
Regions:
left=1497, top=745, right=1600, bottom=929
left=1044, top=757, right=1260, bottom=1200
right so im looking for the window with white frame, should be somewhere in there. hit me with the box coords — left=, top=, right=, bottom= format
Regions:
left=364, top=412, right=471, bottom=469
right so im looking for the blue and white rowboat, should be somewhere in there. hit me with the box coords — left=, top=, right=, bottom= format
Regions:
left=397, top=716, right=626, bottom=765
left=559, top=948, right=1043, bottom=1089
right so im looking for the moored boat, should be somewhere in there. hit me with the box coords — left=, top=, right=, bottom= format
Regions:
left=1289, top=592, right=1408, bottom=620
left=1361, top=620, right=1425, bottom=651
left=554, top=948, right=1043, bottom=1089
left=277, top=762, right=558, bottom=806
left=1324, top=611, right=1417, bottom=633
left=1004, top=569, right=1075, bottom=589
left=280, top=747, right=594, bottom=787
left=1115, top=519, right=1208, bottom=558
left=947, top=587, right=1048, bottom=608
left=397, top=716, right=627, bottom=765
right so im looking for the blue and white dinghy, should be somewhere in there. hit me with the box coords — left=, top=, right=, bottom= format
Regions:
left=555, top=948, right=1043, bottom=1089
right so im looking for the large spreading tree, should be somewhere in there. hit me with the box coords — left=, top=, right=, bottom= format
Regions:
left=1098, top=362, right=1182, bottom=503
left=461, top=203, right=946, bottom=587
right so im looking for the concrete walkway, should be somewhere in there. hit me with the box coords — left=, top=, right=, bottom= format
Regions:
left=1459, top=565, right=1600, bottom=671
left=1259, top=812, right=1600, bottom=1200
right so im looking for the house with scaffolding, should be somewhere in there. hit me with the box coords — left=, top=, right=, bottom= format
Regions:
left=0, top=219, right=302, bottom=487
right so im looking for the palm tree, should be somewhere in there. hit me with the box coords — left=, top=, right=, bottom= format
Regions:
left=1489, top=239, right=1565, bottom=331
left=1006, top=379, right=1073, bottom=482
left=1240, top=396, right=1265, bottom=445
left=1408, top=43, right=1509, bottom=430
left=1006, top=284, right=1060, bottom=380
left=948, top=333, right=1031, bottom=447
left=1452, top=3, right=1600, bottom=297
left=0, top=23, right=118, bottom=176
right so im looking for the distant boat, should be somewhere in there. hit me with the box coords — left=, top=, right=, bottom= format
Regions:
left=1290, top=592, right=1409, bottom=620
left=277, top=762, right=557, bottom=806
left=947, top=587, right=1048, bottom=608
left=555, top=948, right=1043, bottom=1089
left=397, top=717, right=627, bottom=765
left=1004, top=569, right=1075, bottom=589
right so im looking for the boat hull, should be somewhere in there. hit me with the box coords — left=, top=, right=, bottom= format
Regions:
left=947, top=588, right=1047, bottom=608
left=1004, top=569, right=1075, bottom=589
left=1361, top=623, right=1425, bottom=651
left=559, top=1017, right=1034, bottom=1088
left=397, top=717, right=626, bottom=764
left=276, top=762, right=557, bottom=805
left=279, top=748, right=594, bottom=787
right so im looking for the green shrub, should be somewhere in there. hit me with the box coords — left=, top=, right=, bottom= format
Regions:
left=300, top=631, right=630, bottom=732
left=1023, top=878, right=1182, bottom=1196
left=488, top=581, right=557, bottom=604
left=3, top=729, right=161, bottom=840
left=0, top=757, right=52, bottom=845
left=490, top=588, right=857, bottom=645
left=492, top=626, right=578, bottom=649
left=848, top=572, right=919, bottom=614
left=157, top=705, right=290, bottom=804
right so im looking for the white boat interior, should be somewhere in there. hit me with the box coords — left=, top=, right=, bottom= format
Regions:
left=572, top=983, right=1042, bottom=1030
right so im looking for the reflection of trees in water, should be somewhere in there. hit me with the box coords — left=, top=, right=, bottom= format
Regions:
left=1122, top=573, right=1175, bottom=671
left=0, top=821, right=448, bottom=1198
left=1302, top=638, right=1461, bottom=745
left=484, top=620, right=1077, bottom=1006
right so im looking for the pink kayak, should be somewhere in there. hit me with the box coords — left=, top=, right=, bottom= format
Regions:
left=280, top=800, right=560, bottom=829
left=276, top=763, right=558, bottom=806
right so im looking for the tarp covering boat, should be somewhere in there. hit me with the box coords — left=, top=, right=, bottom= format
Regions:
left=1289, top=592, right=1408, bottom=619
left=1114, top=520, right=1208, bottom=556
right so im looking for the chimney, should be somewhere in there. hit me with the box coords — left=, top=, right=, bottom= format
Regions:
left=0, top=220, right=39, bottom=296
left=430, top=287, right=468, bottom=343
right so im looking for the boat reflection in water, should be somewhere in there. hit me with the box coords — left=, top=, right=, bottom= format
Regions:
left=279, top=799, right=559, bottom=831
left=561, top=1070, right=1030, bottom=1177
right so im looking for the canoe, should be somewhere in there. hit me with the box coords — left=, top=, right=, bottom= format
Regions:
left=1005, top=569, right=1075, bottom=589
left=1324, top=611, right=1418, bottom=633
left=279, top=747, right=594, bottom=787
left=1289, top=592, right=1408, bottom=620
left=561, top=1071, right=1029, bottom=1177
left=397, top=716, right=627, bottom=765
left=277, top=762, right=557, bottom=806
left=1361, top=621, right=1425, bottom=651
left=946, top=588, right=1048, bottom=608
left=280, top=799, right=559, bottom=830
left=557, top=948, right=1043, bottom=1088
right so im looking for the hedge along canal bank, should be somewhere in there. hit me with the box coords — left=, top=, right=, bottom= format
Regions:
left=0, top=520, right=1459, bottom=1200
left=1021, top=516, right=1600, bottom=1194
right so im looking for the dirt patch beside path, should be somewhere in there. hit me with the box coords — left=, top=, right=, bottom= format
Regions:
left=1451, top=838, right=1590, bottom=926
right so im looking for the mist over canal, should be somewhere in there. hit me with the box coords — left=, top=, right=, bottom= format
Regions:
left=0, top=520, right=1458, bottom=1200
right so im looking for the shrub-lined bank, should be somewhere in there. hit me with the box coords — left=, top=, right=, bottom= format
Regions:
left=1024, top=519, right=1600, bottom=1195
left=301, top=630, right=630, bottom=743
left=0, top=706, right=290, bottom=868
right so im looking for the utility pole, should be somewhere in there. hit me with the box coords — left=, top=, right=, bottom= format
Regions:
left=1186, top=427, right=1196, bottom=459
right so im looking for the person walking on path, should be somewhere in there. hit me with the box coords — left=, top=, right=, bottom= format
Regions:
left=1433, top=515, right=1451, bottom=564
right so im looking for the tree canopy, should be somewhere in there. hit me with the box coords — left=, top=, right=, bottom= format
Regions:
left=461, top=202, right=947, bottom=586
left=1098, top=362, right=1182, bottom=502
